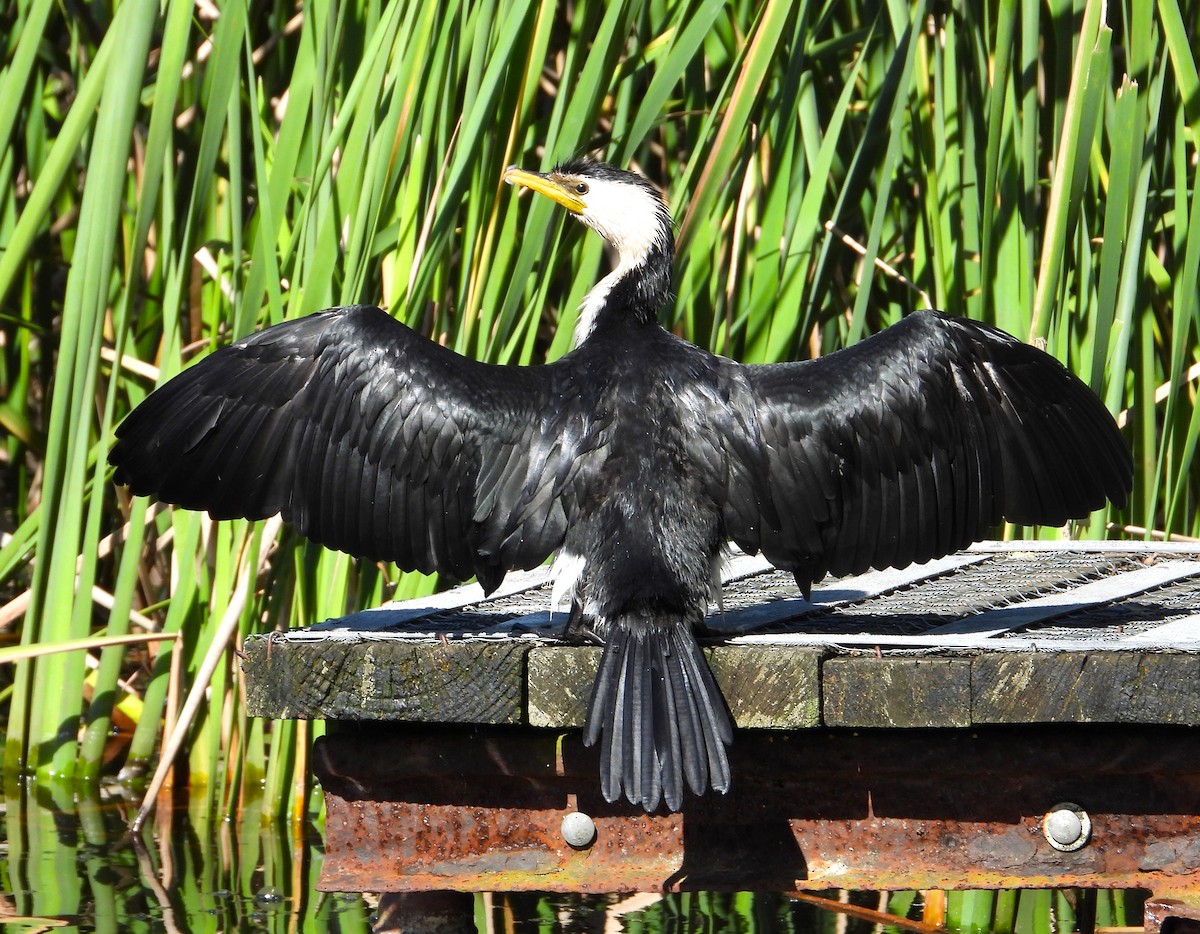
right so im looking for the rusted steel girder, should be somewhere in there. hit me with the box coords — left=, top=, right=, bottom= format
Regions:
left=1145, top=898, right=1200, bottom=934
left=314, top=723, right=1200, bottom=896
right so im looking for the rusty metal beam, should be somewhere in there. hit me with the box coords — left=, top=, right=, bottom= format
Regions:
left=1145, top=899, right=1200, bottom=934
left=314, top=723, right=1200, bottom=896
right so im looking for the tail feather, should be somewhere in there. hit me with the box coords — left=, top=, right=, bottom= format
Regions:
left=653, top=643, right=681, bottom=807
left=674, top=625, right=734, bottom=792
left=585, top=619, right=732, bottom=812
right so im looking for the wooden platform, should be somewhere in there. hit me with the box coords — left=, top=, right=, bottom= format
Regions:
left=241, top=541, right=1200, bottom=905
left=245, top=540, right=1200, bottom=730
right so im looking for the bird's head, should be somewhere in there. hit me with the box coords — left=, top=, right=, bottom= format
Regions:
left=504, top=160, right=674, bottom=273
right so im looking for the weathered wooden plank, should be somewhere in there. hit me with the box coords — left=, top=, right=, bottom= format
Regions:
left=823, top=657, right=972, bottom=728
left=526, top=646, right=600, bottom=728
left=525, top=645, right=823, bottom=729
left=971, top=652, right=1200, bottom=725
left=710, top=646, right=822, bottom=728
left=242, top=635, right=528, bottom=723
left=242, top=634, right=1200, bottom=728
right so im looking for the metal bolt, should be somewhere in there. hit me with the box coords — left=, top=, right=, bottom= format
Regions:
left=1043, top=802, right=1091, bottom=851
left=561, top=811, right=597, bottom=849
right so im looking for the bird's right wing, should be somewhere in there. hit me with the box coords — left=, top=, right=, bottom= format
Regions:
left=718, top=311, right=1132, bottom=593
left=110, top=305, right=596, bottom=592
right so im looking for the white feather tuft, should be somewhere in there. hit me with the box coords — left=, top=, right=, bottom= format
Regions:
left=550, top=549, right=587, bottom=612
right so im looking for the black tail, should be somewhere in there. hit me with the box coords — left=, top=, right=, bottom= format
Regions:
left=583, top=619, right=733, bottom=812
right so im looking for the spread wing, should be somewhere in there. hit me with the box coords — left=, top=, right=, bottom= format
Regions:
left=109, top=305, right=595, bottom=592
left=719, top=311, right=1132, bottom=593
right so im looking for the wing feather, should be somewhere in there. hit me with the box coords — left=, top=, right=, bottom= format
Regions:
left=110, top=305, right=592, bottom=589
left=719, top=311, right=1131, bottom=588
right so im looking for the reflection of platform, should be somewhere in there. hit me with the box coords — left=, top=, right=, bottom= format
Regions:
left=242, top=541, right=1200, bottom=909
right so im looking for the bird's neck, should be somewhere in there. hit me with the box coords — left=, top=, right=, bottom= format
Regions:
left=574, top=235, right=674, bottom=347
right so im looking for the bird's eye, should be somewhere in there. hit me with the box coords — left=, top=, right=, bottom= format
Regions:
left=574, top=182, right=589, bottom=195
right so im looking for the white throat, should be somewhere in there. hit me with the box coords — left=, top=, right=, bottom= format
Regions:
left=573, top=265, right=622, bottom=346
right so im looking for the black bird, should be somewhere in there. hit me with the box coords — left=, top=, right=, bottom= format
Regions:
left=110, top=159, right=1132, bottom=813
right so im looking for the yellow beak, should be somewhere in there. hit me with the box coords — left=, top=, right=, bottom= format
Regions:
left=503, top=166, right=586, bottom=213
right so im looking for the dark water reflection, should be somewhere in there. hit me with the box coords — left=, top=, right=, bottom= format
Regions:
left=0, top=781, right=1146, bottom=933
left=2, top=782, right=370, bottom=932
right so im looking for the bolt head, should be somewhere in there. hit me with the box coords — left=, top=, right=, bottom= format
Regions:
left=1043, top=802, right=1091, bottom=851
left=561, top=811, right=596, bottom=849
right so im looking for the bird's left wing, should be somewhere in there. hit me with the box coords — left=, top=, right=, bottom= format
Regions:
left=715, top=311, right=1132, bottom=594
left=110, top=305, right=592, bottom=592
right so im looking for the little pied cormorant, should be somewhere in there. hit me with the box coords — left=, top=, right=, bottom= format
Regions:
left=109, top=159, right=1132, bottom=813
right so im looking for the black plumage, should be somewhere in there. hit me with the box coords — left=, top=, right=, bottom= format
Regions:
left=110, top=159, right=1132, bottom=812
